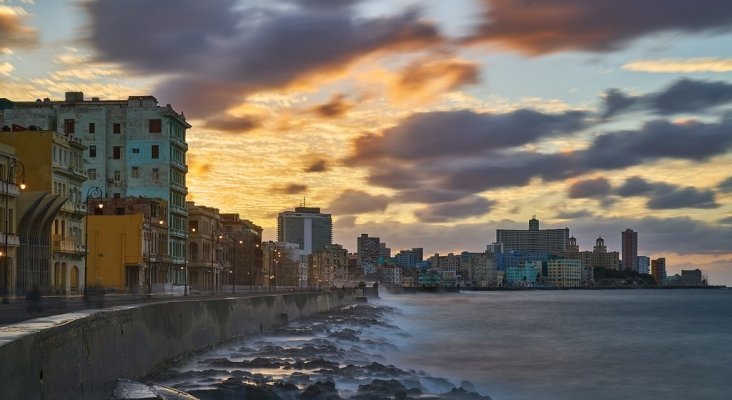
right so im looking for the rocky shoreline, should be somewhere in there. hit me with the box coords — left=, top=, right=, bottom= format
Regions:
left=134, top=303, right=492, bottom=400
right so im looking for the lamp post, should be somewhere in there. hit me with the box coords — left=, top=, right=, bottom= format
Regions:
left=211, top=231, right=222, bottom=294
left=232, top=239, right=242, bottom=294
left=2, top=160, right=25, bottom=303
left=184, top=227, right=192, bottom=296
left=146, top=217, right=164, bottom=296
left=83, top=186, right=103, bottom=297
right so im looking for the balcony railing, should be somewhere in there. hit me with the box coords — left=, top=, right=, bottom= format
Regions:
left=52, top=235, right=83, bottom=253
left=0, top=232, right=20, bottom=247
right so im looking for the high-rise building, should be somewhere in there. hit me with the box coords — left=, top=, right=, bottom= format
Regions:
left=1, top=93, right=190, bottom=272
left=637, top=256, right=650, bottom=275
left=496, top=217, right=570, bottom=255
left=651, top=257, right=666, bottom=284
left=393, top=248, right=424, bottom=269
left=277, top=207, right=332, bottom=254
left=357, top=233, right=381, bottom=271
left=564, top=236, right=620, bottom=271
left=621, top=229, right=638, bottom=271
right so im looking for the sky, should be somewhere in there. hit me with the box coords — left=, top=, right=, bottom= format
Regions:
left=2, top=0, right=731, bottom=284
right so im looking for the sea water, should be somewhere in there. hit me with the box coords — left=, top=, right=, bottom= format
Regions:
left=151, top=289, right=732, bottom=399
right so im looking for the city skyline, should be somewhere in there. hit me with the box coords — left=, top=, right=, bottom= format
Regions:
left=1, top=0, right=731, bottom=284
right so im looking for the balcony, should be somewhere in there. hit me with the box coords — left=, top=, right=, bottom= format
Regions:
left=52, top=235, right=82, bottom=253
left=72, top=167, right=88, bottom=179
left=1, top=183, right=20, bottom=197
left=0, top=232, right=20, bottom=247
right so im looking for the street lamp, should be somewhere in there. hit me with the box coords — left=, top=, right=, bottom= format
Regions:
left=146, top=217, right=164, bottom=296
left=232, top=239, right=242, bottom=294
left=2, top=160, right=25, bottom=303
left=84, top=186, right=103, bottom=296
left=211, top=231, right=223, bottom=293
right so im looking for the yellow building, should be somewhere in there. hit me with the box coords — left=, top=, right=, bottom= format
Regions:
left=87, top=214, right=144, bottom=292
left=546, top=259, right=583, bottom=288
left=0, top=130, right=87, bottom=294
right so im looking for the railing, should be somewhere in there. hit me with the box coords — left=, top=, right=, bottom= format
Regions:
left=52, top=235, right=81, bottom=253
left=2, top=182, right=20, bottom=197
left=0, top=232, right=20, bottom=247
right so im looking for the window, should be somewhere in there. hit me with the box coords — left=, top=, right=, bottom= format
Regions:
left=152, top=168, right=160, bottom=181
left=151, top=145, right=159, bottom=159
left=132, top=148, right=140, bottom=154
left=89, top=123, right=95, bottom=134
left=64, top=119, right=75, bottom=134
left=113, top=146, right=121, bottom=159
left=113, top=170, right=121, bottom=182
left=113, top=193, right=121, bottom=199
left=113, top=123, right=121, bottom=134
left=149, top=119, right=162, bottom=133
left=88, top=168, right=97, bottom=180
left=89, top=145, right=96, bottom=158
left=131, top=166, right=139, bottom=178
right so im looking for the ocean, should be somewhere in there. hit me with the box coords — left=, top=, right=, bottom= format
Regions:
left=150, top=289, right=732, bottom=399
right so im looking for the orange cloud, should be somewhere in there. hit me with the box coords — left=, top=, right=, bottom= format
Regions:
left=0, top=6, right=38, bottom=49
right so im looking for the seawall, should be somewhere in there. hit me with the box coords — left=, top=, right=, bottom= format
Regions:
left=0, top=290, right=356, bottom=400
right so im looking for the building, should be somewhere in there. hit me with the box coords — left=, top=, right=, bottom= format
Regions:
left=621, top=229, right=638, bottom=272
left=0, top=144, right=22, bottom=299
left=380, top=265, right=402, bottom=285
left=89, top=197, right=169, bottom=293
left=681, top=269, right=704, bottom=286
left=262, top=241, right=301, bottom=287
left=221, top=213, right=262, bottom=288
left=392, top=248, right=423, bottom=269
left=651, top=257, right=666, bottom=285
left=505, top=261, right=541, bottom=286
left=277, top=207, right=332, bottom=254
left=0, top=130, right=87, bottom=295
left=496, top=217, right=570, bottom=255
left=186, top=202, right=224, bottom=292
left=637, top=256, right=650, bottom=275
left=308, top=243, right=348, bottom=287
left=1, top=93, right=190, bottom=274
left=86, top=214, right=144, bottom=292
left=546, top=259, right=583, bottom=287
left=357, top=233, right=381, bottom=271
left=378, top=242, right=391, bottom=264
left=564, top=236, right=620, bottom=271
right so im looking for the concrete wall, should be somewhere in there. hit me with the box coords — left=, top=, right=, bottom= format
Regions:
left=0, top=290, right=356, bottom=400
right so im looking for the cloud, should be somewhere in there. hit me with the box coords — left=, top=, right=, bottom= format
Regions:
left=616, top=176, right=719, bottom=209
left=555, top=210, right=594, bottom=219
left=389, top=57, right=479, bottom=102
left=719, top=176, right=732, bottom=192
left=0, top=61, right=13, bottom=76
left=204, top=115, right=261, bottom=133
left=467, top=0, right=732, bottom=55
left=328, top=189, right=391, bottom=215
left=719, top=216, right=732, bottom=225
left=271, top=183, right=308, bottom=195
left=352, top=108, right=588, bottom=162
left=310, top=94, right=353, bottom=118
left=304, top=158, right=330, bottom=173
left=622, top=58, right=732, bottom=73
left=414, top=196, right=496, bottom=223
left=602, top=78, right=732, bottom=118
left=0, top=6, right=38, bottom=48
left=354, top=113, right=732, bottom=200
left=84, top=0, right=442, bottom=118
left=568, top=177, right=611, bottom=199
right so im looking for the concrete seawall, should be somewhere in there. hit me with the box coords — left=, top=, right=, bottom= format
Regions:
left=0, top=290, right=356, bottom=400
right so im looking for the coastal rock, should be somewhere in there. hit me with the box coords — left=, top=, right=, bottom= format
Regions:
left=440, top=387, right=492, bottom=400
left=354, top=378, right=422, bottom=399
left=189, top=378, right=281, bottom=400
left=328, top=329, right=361, bottom=342
left=300, top=380, right=341, bottom=400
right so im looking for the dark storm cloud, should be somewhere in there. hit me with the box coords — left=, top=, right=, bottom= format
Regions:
left=719, top=216, right=732, bottom=225
left=0, top=8, right=38, bottom=48
left=615, top=177, right=719, bottom=209
left=84, top=0, right=442, bottom=117
left=204, top=115, right=261, bottom=133
left=328, top=190, right=391, bottom=215
left=395, top=188, right=473, bottom=204
left=352, top=109, right=588, bottom=162
left=355, top=114, right=732, bottom=198
left=602, top=79, right=732, bottom=119
left=310, top=94, right=353, bottom=118
left=468, top=0, right=732, bottom=55
left=718, top=176, right=732, bottom=192
left=555, top=210, right=594, bottom=219
left=413, top=196, right=496, bottom=223
left=568, top=177, right=612, bottom=198
left=271, top=183, right=308, bottom=195
left=305, top=159, right=330, bottom=173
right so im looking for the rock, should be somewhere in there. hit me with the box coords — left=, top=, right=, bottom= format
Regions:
left=300, top=380, right=341, bottom=400
left=355, top=379, right=421, bottom=399
left=460, top=380, right=476, bottom=392
left=439, top=387, right=492, bottom=400
left=189, top=378, right=282, bottom=400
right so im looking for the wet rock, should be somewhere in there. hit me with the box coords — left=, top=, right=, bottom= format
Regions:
left=460, top=381, right=476, bottom=392
left=328, top=329, right=360, bottom=342
left=355, top=378, right=422, bottom=400
left=189, top=378, right=281, bottom=400
left=440, top=387, right=492, bottom=400
left=300, top=380, right=341, bottom=400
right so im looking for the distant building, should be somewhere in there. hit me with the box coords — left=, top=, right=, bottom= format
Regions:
left=681, top=269, right=704, bottom=286
left=463, top=252, right=497, bottom=287
left=637, top=256, right=650, bottom=275
left=496, top=217, right=570, bottom=255
left=308, top=243, right=348, bottom=287
left=428, top=253, right=461, bottom=272
left=392, top=248, right=423, bottom=269
left=506, top=261, right=541, bottom=286
left=357, top=234, right=381, bottom=270
left=564, top=236, right=620, bottom=271
left=546, top=259, right=583, bottom=288
left=262, top=241, right=302, bottom=287
left=277, top=207, right=332, bottom=254
left=380, top=265, right=402, bottom=285
left=378, top=242, right=391, bottom=263
left=651, top=257, right=666, bottom=284
left=621, top=229, right=638, bottom=272
left=186, top=202, right=224, bottom=292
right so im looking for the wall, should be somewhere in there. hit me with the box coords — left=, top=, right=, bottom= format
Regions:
left=0, top=290, right=355, bottom=400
